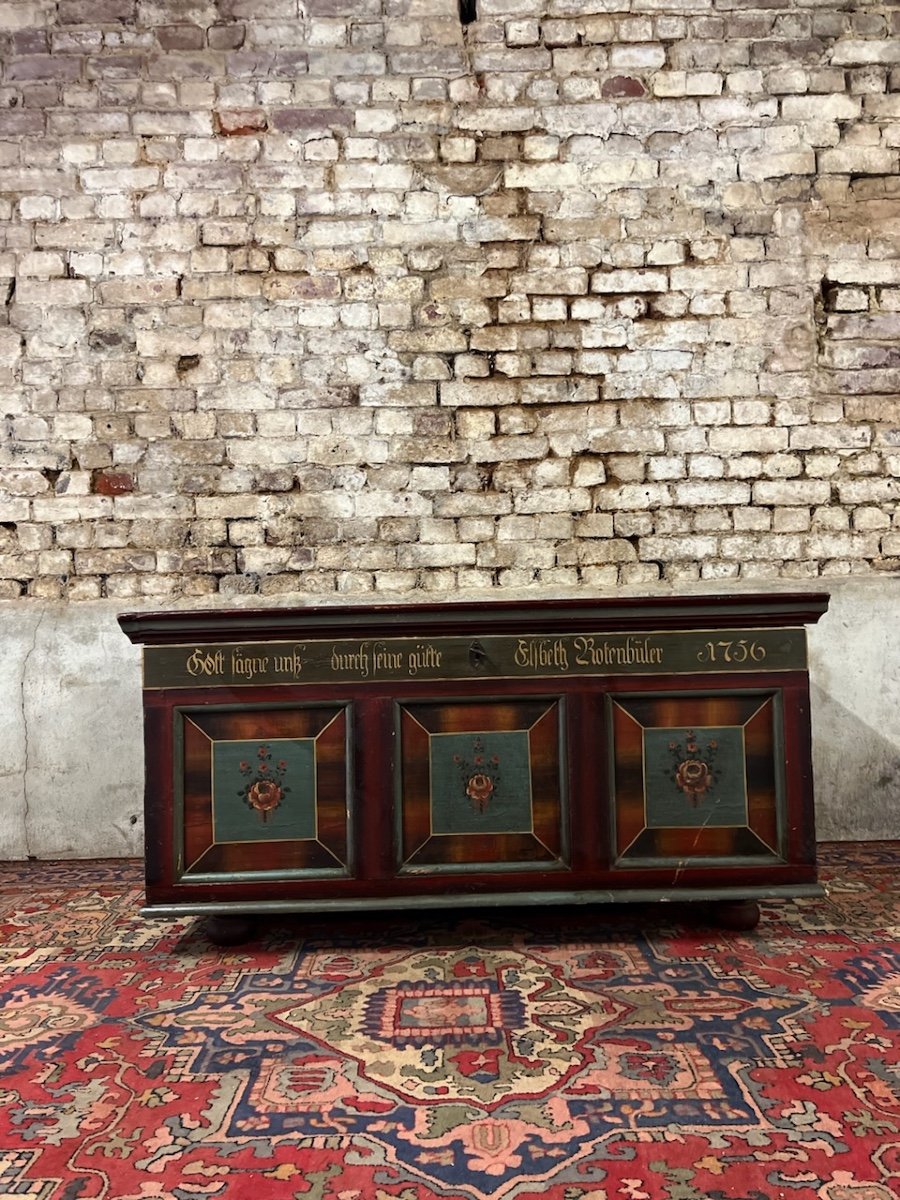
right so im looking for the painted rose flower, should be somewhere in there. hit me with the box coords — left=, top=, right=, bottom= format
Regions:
left=667, top=730, right=720, bottom=807
left=466, top=773, right=494, bottom=811
left=247, top=779, right=283, bottom=820
left=675, top=758, right=712, bottom=800
left=238, top=742, right=291, bottom=822
left=455, top=737, right=502, bottom=815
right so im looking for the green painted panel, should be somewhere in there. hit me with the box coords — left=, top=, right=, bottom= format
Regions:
left=212, top=737, right=317, bottom=844
left=643, top=726, right=748, bottom=829
left=429, top=731, right=532, bottom=836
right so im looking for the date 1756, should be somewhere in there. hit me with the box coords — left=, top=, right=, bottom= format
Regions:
left=697, top=639, right=767, bottom=665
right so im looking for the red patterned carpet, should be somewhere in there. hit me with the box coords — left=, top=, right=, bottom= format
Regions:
left=0, top=844, right=897, bottom=1200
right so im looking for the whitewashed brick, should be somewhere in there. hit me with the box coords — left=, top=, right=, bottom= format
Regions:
left=831, top=40, right=900, bottom=66
left=753, top=480, right=831, bottom=506
left=595, top=484, right=671, bottom=510
left=0, top=0, right=890, bottom=602
left=673, top=482, right=751, bottom=506
left=820, top=147, right=899, bottom=175
left=781, top=96, right=861, bottom=121
left=510, top=269, right=589, bottom=295
left=16, top=279, right=91, bottom=306
left=503, top=163, right=581, bottom=189
left=609, top=45, right=666, bottom=71
left=709, top=428, right=788, bottom=453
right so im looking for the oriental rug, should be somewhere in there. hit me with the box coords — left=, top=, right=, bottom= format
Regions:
left=0, top=843, right=897, bottom=1200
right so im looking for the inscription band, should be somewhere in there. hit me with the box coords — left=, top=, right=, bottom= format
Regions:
left=142, top=627, right=807, bottom=689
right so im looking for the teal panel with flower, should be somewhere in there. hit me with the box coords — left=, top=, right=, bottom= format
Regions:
left=429, top=731, right=532, bottom=836
left=212, top=738, right=317, bottom=843
left=643, top=726, right=747, bottom=828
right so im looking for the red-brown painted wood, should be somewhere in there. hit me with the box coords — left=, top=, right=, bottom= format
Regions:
left=122, top=594, right=828, bottom=918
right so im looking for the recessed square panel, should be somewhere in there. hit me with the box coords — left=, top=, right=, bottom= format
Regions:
left=397, top=698, right=567, bottom=872
left=212, top=737, right=317, bottom=844
left=610, top=692, right=784, bottom=865
left=177, top=704, right=350, bottom=880
left=643, top=725, right=748, bottom=829
left=430, top=730, right=532, bottom=836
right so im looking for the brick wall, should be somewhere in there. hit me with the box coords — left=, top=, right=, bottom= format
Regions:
left=0, top=0, right=898, bottom=602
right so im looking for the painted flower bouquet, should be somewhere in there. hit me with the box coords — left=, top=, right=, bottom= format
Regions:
left=238, top=744, right=290, bottom=822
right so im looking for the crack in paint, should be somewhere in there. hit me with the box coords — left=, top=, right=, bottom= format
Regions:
left=20, top=608, right=47, bottom=859
left=673, top=795, right=726, bottom=887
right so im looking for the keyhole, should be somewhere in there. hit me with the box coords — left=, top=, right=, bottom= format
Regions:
left=469, top=640, right=487, bottom=671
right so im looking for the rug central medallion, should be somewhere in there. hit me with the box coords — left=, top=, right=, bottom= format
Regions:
left=268, top=947, right=632, bottom=1106
left=365, top=981, right=523, bottom=1045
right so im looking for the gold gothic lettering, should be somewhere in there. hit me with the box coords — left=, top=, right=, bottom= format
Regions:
left=408, top=643, right=441, bottom=676
left=185, top=647, right=225, bottom=677
left=272, top=645, right=305, bottom=678
left=373, top=641, right=403, bottom=673
left=328, top=640, right=442, bottom=679
left=231, top=648, right=270, bottom=680
left=145, top=626, right=800, bottom=691
left=331, top=643, right=370, bottom=679
left=573, top=635, right=664, bottom=668
left=514, top=637, right=570, bottom=671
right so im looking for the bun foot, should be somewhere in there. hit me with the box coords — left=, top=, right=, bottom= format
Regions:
left=204, top=915, right=255, bottom=945
left=713, top=899, right=761, bottom=931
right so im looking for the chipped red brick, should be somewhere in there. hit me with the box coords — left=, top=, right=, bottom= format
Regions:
left=216, top=108, right=268, bottom=136
left=93, top=472, right=135, bottom=496
left=270, top=107, right=353, bottom=132
left=58, top=0, right=135, bottom=21
left=0, top=111, right=46, bottom=135
left=12, top=30, right=49, bottom=54
left=208, top=24, right=246, bottom=51
left=156, top=25, right=206, bottom=51
left=262, top=274, right=342, bottom=300
left=601, top=75, right=647, bottom=98
left=7, top=55, right=82, bottom=81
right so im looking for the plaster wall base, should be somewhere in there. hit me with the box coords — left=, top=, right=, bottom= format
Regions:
left=0, top=580, right=895, bottom=859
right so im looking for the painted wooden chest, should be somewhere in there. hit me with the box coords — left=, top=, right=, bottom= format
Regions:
left=120, top=592, right=829, bottom=936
